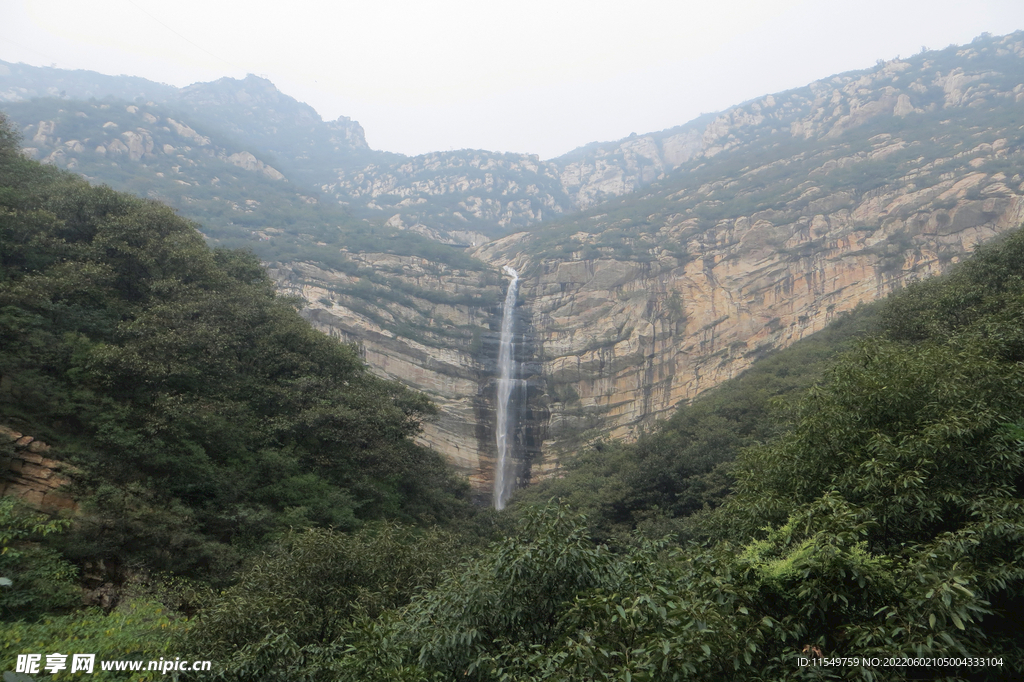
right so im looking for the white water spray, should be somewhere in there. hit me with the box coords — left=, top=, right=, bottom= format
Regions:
left=493, top=265, right=519, bottom=510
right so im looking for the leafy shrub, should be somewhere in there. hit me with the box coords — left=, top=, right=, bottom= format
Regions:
left=0, top=599, right=184, bottom=681
left=0, top=498, right=78, bottom=621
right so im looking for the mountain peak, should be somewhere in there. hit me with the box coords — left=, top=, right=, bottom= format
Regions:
left=178, top=74, right=317, bottom=119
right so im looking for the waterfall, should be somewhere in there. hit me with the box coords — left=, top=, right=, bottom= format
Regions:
left=493, top=265, right=519, bottom=510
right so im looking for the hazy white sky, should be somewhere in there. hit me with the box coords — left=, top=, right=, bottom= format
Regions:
left=3, top=0, right=1024, bottom=159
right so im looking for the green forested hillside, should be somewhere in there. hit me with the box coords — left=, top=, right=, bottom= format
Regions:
left=0, top=112, right=472, bottom=588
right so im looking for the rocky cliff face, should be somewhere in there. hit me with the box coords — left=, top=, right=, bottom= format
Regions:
left=279, top=167, right=1024, bottom=495
left=274, top=33, right=1024, bottom=494
left=266, top=255, right=505, bottom=495
left=6, top=34, right=1024, bottom=500
left=478, top=168, right=1024, bottom=473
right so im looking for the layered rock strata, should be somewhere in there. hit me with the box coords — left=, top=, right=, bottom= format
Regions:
left=0, top=426, right=77, bottom=512
left=290, top=135, right=1024, bottom=494
left=481, top=192, right=1024, bottom=474
left=266, top=255, right=505, bottom=495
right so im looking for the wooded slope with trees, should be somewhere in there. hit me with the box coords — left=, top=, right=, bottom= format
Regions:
left=0, top=111, right=472, bottom=589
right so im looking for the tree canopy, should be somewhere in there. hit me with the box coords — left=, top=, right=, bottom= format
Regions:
left=0, top=113, right=470, bottom=578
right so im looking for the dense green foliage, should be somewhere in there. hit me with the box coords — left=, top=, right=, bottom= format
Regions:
left=0, top=497, right=78, bottom=621
left=0, top=114, right=471, bottom=581
left=182, top=523, right=464, bottom=680
left=1, top=599, right=184, bottom=681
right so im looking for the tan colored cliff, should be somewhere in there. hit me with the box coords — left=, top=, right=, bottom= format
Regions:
left=488, top=206, right=1021, bottom=477
left=306, top=132, right=1022, bottom=494
left=472, top=125, right=1024, bottom=471
left=267, top=254, right=504, bottom=494
left=275, top=32, right=1024, bottom=496
left=1, top=425, right=78, bottom=513
left=278, top=168, right=1023, bottom=495
left=280, top=135, right=1024, bottom=496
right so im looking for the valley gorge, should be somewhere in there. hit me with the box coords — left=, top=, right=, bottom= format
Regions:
left=5, top=32, right=1024, bottom=501
left=274, top=146, right=1024, bottom=498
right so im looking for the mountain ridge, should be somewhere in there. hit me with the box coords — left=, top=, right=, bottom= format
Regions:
left=9, top=31, right=1023, bottom=246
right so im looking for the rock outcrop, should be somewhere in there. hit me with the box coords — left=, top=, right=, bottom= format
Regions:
left=16, top=102, right=287, bottom=190
left=1, top=426, right=77, bottom=513
left=321, top=150, right=575, bottom=239
left=227, top=151, right=285, bottom=180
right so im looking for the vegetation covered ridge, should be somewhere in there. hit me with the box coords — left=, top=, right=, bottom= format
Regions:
left=0, top=111, right=473, bottom=597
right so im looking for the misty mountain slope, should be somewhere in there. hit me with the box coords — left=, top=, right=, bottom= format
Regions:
left=4, top=32, right=1024, bottom=250
left=172, top=74, right=383, bottom=183
left=0, top=59, right=177, bottom=103
left=169, top=75, right=579, bottom=239
left=0, top=66, right=375, bottom=175
left=486, top=30, right=1024, bottom=272
left=0, top=64, right=575, bottom=242
left=10, top=96, right=300, bottom=223
left=3, top=94, right=489, bottom=274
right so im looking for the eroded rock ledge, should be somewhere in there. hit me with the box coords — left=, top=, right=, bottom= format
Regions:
left=1, top=425, right=77, bottom=513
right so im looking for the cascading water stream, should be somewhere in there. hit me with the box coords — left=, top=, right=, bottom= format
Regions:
left=493, top=265, right=519, bottom=510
